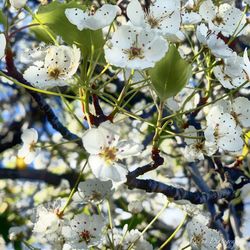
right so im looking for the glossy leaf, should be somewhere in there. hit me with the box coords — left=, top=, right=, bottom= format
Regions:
left=149, top=45, right=192, bottom=101
left=30, top=1, right=105, bottom=60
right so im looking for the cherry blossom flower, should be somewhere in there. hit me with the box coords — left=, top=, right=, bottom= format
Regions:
left=73, top=178, right=113, bottom=203
left=199, top=0, right=246, bottom=37
left=23, top=45, right=81, bottom=89
left=213, top=54, right=247, bottom=89
left=65, top=4, right=120, bottom=31
left=196, top=24, right=233, bottom=58
left=33, top=200, right=64, bottom=247
left=82, top=121, right=142, bottom=182
left=183, top=126, right=217, bottom=161
left=104, top=25, right=168, bottom=69
left=214, top=98, right=250, bottom=128
left=128, top=200, right=143, bottom=214
left=204, top=105, right=244, bottom=152
left=62, top=214, right=105, bottom=249
left=10, top=0, right=27, bottom=9
left=187, top=218, right=222, bottom=250
left=18, top=128, right=39, bottom=164
left=0, top=34, right=6, bottom=60
left=127, top=0, right=181, bottom=36
left=106, top=224, right=153, bottom=250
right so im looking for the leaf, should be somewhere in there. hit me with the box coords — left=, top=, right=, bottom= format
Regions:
left=0, top=10, right=7, bottom=28
left=30, top=0, right=105, bottom=60
left=148, top=45, right=192, bottom=101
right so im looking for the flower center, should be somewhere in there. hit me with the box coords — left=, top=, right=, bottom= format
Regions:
left=192, top=233, right=204, bottom=247
left=212, top=15, right=225, bottom=26
left=29, top=141, right=36, bottom=153
left=194, top=142, right=204, bottom=151
left=48, top=68, right=61, bottom=79
left=147, top=15, right=160, bottom=28
left=99, top=147, right=117, bottom=164
left=124, top=46, right=144, bottom=60
left=79, top=230, right=91, bottom=243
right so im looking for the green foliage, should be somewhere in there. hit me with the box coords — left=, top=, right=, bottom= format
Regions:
left=30, top=0, right=105, bottom=60
left=149, top=45, right=192, bottom=101
left=0, top=10, right=7, bottom=28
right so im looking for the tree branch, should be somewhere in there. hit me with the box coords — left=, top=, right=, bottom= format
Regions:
left=0, top=168, right=78, bottom=188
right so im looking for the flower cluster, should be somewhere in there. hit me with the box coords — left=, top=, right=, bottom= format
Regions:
left=23, top=45, right=81, bottom=89
left=1, top=0, right=250, bottom=250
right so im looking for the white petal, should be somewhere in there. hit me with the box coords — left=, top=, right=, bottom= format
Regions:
left=0, top=34, right=6, bottom=60
left=110, top=25, right=137, bottom=49
left=24, top=151, right=36, bottom=164
left=196, top=23, right=209, bottom=45
left=18, top=145, right=30, bottom=158
left=104, top=46, right=128, bottom=69
left=143, top=36, right=168, bottom=62
left=85, top=4, right=120, bottom=30
left=213, top=66, right=245, bottom=89
left=181, top=12, right=202, bottom=25
left=207, top=34, right=233, bottom=58
left=82, top=128, right=108, bottom=154
left=243, top=48, right=250, bottom=79
left=232, top=97, right=250, bottom=127
left=65, top=8, right=88, bottom=31
left=116, top=140, right=142, bottom=158
left=199, top=0, right=216, bottom=21
left=9, top=0, right=27, bottom=9
left=21, top=128, right=38, bottom=144
left=127, top=0, right=145, bottom=27
left=88, top=155, right=107, bottom=180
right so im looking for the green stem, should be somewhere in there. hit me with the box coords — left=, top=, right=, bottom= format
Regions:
left=152, top=101, right=164, bottom=149
left=159, top=213, right=187, bottom=249
left=58, top=160, right=88, bottom=216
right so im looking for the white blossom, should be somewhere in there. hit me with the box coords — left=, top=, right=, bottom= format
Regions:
left=0, top=34, right=6, bottom=60
left=127, top=0, right=181, bottom=36
left=199, top=0, right=246, bottom=37
left=183, top=126, right=217, bottom=161
left=106, top=224, right=153, bottom=250
left=82, top=121, right=142, bottom=182
left=214, top=97, right=250, bottom=128
left=128, top=200, right=143, bottom=214
left=23, top=45, right=81, bottom=89
left=196, top=24, right=233, bottom=58
left=10, top=0, right=27, bottom=9
left=204, top=105, right=244, bottom=152
left=65, top=4, right=120, bottom=31
left=187, top=218, right=222, bottom=250
left=62, top=214, right=105, bottom=249
left=18, top=128, right=39, bottom=164
left=104, top=25, right=168, bottom=70
left=73, top=178, right=113, bottom=203
left=213, top=54, right=247, bottom=89
left=33, top=200, right=64, bottom=247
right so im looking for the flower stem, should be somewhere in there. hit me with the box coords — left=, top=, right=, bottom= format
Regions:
left=159, top=213, right=187, bottom=249
left=58, top=160, right=88, bottom=216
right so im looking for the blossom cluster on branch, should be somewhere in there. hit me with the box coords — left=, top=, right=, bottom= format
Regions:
left=0, top=0, right=250, bottom=250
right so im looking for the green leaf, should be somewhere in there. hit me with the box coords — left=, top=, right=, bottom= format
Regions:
left=30, top=1, right=105, bottom=60
left=0, top=10, right=7, bottom=28
left=148, top=45, right=192, bottom=101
